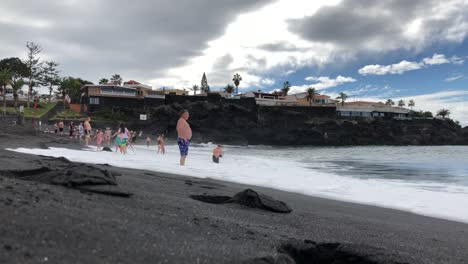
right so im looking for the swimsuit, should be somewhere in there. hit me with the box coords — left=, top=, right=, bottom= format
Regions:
left=212, top=155, right=219, bottom=163
left=177, top=138, right=190, bottom=156
left=115, top=137, right=128, bottom=146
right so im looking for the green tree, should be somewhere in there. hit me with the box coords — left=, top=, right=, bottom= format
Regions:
left=110, top=74, right=122, bottom=85
left=281, top=81, right=291, bottom=96
left=58, top=77, right=93, bottom=105
left=423, top=111, right=433, bottom=118
left=0, top=68, right=13, bottom=114
left=232, top=73, right=242, bottom=95
left=408, top=99, right=415, bottom=110
left=336, top=92, right=348, bottom=106
left=192, top=85, right=199, bottom=95
left=201, top=72, right=210, bottom=93
left=398, top=99, right=405, bottom=108
left=0, top=57, right=28, bottom=82
left=41, top=61, right=60, bottom=102
left=0, top=58, right=28, bottom=108
left=11, top=79, right=25, bottom=108
left=99, top=78, right=109, bottom=84
left=224, top=84, right=235, bottom=94
left=24, top=42, right=44, bottom=108
left=436, top=109, right=451, bottom=119
left=306, top=87, right=316, bottom=105
left=385, top=99, right=395, bottom=106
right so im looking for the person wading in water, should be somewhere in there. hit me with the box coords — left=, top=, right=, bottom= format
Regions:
left=176, top=110, right=192, bottom=166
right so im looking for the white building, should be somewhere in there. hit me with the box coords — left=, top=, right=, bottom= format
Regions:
left=337, top=101, right=410, bottom=119
left=242, top=91, right=297, bottom=106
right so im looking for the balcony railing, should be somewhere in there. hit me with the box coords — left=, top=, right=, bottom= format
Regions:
left=100, top=90, right=136, bottom=96
left=145, top=94, right=165, bottom=99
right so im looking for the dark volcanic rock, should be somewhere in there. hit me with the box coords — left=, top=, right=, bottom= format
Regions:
left=245, top=240, right=411, bottom=264
left=50, top=164, right=116, bottom=186
left=102, top=147, right=113, bottom=152
left=229, top=189, right=292, bottom=213
left=190, top=189, right=292, bottom=213
left=4, top=156, right=130, bottom=197
left=124, top=101, right=467, bottom=146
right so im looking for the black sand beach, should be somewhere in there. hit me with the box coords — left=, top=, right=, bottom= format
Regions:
left=1, top=126, right=468, bottom=263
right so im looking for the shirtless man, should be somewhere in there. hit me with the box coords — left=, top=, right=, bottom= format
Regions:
left=176, top=110, right=192, bottom=166
left=212, top=145, right=223, bottom=164
left=83, top=117, right=92, bottom=146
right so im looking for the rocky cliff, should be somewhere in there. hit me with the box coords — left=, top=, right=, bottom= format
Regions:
left=125, top=101, right=467, bottom=146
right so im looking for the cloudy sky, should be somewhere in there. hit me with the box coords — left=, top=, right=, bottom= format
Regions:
left=1, top=0, right=467, bottom=124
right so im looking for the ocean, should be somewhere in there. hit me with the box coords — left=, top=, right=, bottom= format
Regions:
left=9, top=144, right=468, bottom=223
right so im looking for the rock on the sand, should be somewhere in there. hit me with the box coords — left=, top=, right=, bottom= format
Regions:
left=102, top=147, right=112, bottom=152
left=229, top=189, right=292, bottom=213
left=190, top=189, right=292, bottom=213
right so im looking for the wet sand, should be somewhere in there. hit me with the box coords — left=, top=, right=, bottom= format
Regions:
left=1, top=125, right=467, bottom=263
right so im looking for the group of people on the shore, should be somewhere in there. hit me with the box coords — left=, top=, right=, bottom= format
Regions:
left=50, top=118, right=163, bottom=155
left=48, top=109, right=223, bottom=165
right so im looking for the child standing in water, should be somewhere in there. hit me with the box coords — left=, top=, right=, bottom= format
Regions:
left=95, top=129, right=104, bottom=151
left=157, top=134, right=166, bottom=154
left=146, top=136, right=151, bottom=148
left=104, top=128, right=111, bottom=146
left=212, top=145, right=224, bottom=164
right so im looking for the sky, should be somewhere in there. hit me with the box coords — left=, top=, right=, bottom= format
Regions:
left=0, top=0, right=467, bottom=124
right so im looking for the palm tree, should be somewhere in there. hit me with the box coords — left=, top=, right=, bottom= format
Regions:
left=224, top=84, right=235, bottom=94
left=336, top=92, right=348, bottom=106
left=0, top=68, right=13, bottom=114
left=192, top=85, right=199, bottom=95
left=281, top=81, right=291, bottom=96
left=306, top=87, right=316, bottom=105
left=110, top=74, right=122, bottom=85
left=398, top=99, right=405, bottom=108
left=408, top=99, right=415, bottom=110
left=233, top=73, right=242, bottom=95
left=99, top=78, right=109, bottom=84
left=436, top=109, right=451, bottom=119
left=385, top=99, right=395, bottom=106
left=12, top=79, right=24, bottom=108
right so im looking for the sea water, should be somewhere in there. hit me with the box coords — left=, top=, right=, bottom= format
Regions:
left=9, top=144, right=468, bottom=223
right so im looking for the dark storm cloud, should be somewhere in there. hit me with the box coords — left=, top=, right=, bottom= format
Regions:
left=257, top=42, right=304, bottom=52
left=287, top=0, right=468, bottom=49
left=0, top=0, right=273, bottom=83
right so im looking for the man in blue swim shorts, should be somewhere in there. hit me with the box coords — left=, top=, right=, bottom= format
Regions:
left=176, top=110, right=192, bottom=166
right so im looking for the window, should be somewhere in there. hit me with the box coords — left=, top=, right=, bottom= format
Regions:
left=90, top=97, right=100, bottom=105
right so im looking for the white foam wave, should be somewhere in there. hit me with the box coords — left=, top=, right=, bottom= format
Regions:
left=8, top=145, right=468, bottom=224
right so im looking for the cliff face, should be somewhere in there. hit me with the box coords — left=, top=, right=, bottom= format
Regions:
left=127, top=101, right=467, bottom=146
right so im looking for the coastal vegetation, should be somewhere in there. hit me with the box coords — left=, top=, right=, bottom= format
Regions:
left=437, top=109, right=451, bottom=119
left=224, top=84, right=235, bottom=94
left=408, top=99, right=415, bottom=110
left=410, top=110, right=433, bottom=118
left=398, top=99, right=405, bottom=107
left=306, top=87, right=316, bottom=105
left=336, top=92, right=348, bottom=106
left=233, top=73, right=242, bottom=95
left=281, top=81, right=291, bottom=96
left=200, top=72, right=210, bottom=93
left=99, top=78, right=109, bottom=84
left=110, top=74, right=122, bottom=85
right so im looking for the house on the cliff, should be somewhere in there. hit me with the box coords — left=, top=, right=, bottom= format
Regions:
left=241, top=91, right=297, bottom=106
left=285, top=92, right=336, bottom=106
left=337, top=101, right=410, bottom=119
left=79, top=80, right=165, bottom=112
